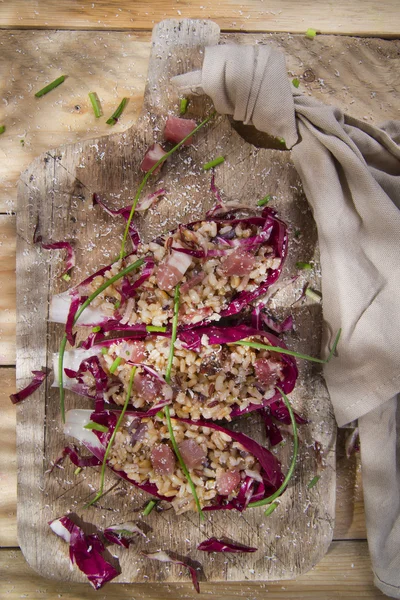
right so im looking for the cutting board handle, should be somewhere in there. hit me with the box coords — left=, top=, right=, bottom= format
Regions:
left=142, top=19, right=220, bottom=114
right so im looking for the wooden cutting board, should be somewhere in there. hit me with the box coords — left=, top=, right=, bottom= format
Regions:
left=15, top=19, right=336, bottom=586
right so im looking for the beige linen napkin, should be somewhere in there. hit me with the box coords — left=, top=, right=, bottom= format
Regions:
left=172, top=45, right=400, bottom=598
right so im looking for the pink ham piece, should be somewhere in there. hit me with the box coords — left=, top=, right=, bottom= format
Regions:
left=134, top=371, right=162, bottom=403
left=221, top=248, right=255, bottom=277
left=150, top=443, right=176, bottom=475
left=178, top=439, right=206, bottom=470
left=254, top=358, right=278, bottom=387
left=140, top=143, right=167, bottom=173
left=216, top=470, right=241, bottom=496
left=122, top=341, right=146, bottom=363
left=164, top=116, right=197, bottom=146
left=155, top=243, right=193, bottom=291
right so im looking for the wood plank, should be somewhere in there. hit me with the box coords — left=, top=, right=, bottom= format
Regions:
left=16, top=19, right=336, bottom=584
left=1, top=30, right=399, bottom=213
left=0, top=216, right=16, bottom=365
left=0, top=369, right=17, bottom=548
left=0, top=542, right=386, bottom=598
left=0, top=0, right=399, bottom=37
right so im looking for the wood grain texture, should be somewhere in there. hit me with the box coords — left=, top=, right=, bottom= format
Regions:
left=0, top=542, right=386, bottom=599
left=0, top=369, right=17, bottom=547
left=1, top=30, right=399, bottom=212
left=0, top=0, right=399, bottom=36
left=16, top=19, right=336, bottom=585
left=0, top=216, right=16, bottom=364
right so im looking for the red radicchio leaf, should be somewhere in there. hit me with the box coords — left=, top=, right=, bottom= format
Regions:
left=197, top=537, right=257, bottom=553
left=34, top=224, right=75, bottom=276
left=269, top=400, right=307, bottom=425
left=259, top=409, right=284, bottom=446
left=103, top=522, right=146, bottom=548
left=49, top=444, right=102, bottom=472
left=142, top=551, right=200, bottom=593
left=93, top=193, right=141, bottom=250
left=10, top=367, right=51, bottom=404
left=49, top=516, right=120, bottom=589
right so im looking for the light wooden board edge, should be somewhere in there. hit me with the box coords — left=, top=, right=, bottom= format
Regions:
left=0, top=541, right=385, bottom=599
left=0, top=0, right=399, bottom=37
left=0, top=216, right=16, bottom=365
left=0, top=368, right=17, bottom=548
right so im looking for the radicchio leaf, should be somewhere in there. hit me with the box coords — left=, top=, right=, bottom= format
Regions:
left=93, top=194, right=141, bottom=250
left=103, top=522, right=146, bottom=548
left=10, top=367, right=51, bottom=404
left=34, top=224, right=75, bottom=277
left=142, top=551, right=200, bottom=593
left=49, top=515, right=120, bottom=589
left=197, top=537, right=257, bottom=553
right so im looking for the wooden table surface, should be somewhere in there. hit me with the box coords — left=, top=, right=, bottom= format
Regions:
left=0, top=2, right=398, bottom=599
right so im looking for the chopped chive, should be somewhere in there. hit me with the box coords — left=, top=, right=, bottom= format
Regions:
left=156, top=411, right=164, bottom=419
left=0, top=125, right=5, bottom=134
left=86, top=366, right=136, bottom=507
left=257, top=194, right=271, bottom=207
left=74, top=467, right=82, bottom=476
left=292, top=78, right=300, bottom=88
left=106, top=97, right=128, bottom=125
left=88, top=92, right=102, bottom=118
left=294, top=229, right=301, bottom=239
left=35, top=75, right=66, bottom=98
left=101, top=347, right=108, bottom=355
left=248, top=388, right=298, bottom=510
left=278, top=137, right=286, bottom=146
left=232, top=328, right=341, bottom=365
left=114, top=300, right=121, bottom=310
left=119, top=111, right=216, bottom=260
left=165, top=285, right=180, bottom=385
left=84, top=421, right=109, bottom=433
left=305, top=287, right=322, bottom=303
left=143, top=499, right=157, bottom=516
left=264, top=501, right=279, bottom=516
left=307, top=475, right=321, bottom=489
left=92, top=326, right=101, bottom=333
left=109, top=356, right=122, bottom=374
left=179, top=98, right=188, bottom=115
left=306, top=28, right=317, bottom=39
left=58, top=257, right=145, bottom=422
left=146, top=325, right=167, bottom=333
left=20, top=139, right=25, bottom=146
left=62, top=273, right=71, bottom=282
left=296, top=261, right=313, bottom=270
left=203, top=156, right=225, bottom=171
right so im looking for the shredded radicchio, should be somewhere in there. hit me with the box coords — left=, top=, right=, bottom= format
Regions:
left=103, top=522, right=146, bottom=548
left=10, top=367, right=51, bottom=404
left=142, top=551, right=200, bottom=593
left=34, top=224, right=75, bottom=276
left=197, top=537, right=257, bottom=553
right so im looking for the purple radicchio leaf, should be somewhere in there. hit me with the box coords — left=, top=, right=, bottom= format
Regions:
left=10, top=367, right=51, bottom=404
left=142, top=551, right=200, bottom=594
left=197, top=537, right=257, bottom=553
left=34, top=224, right=76, bottom=276
left=103, top=522, right=146, bottom=548
left=49, top=515, right=120, bottom=589
left=93, top=193, right=141, bottom=250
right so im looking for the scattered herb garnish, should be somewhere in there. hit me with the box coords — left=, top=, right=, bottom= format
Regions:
left=143, top=499, right=157, bottom=516
left=294, top=229, right=301, bottom=239
left=62, top=273, right=71, bottom=282
left=296, top=261, right=313, bottom=270
left=101, top=347, right=108, bottom=355
left=278, top=137, right=286, bottom=146
left=88, top=92, right=102, bottom=118
left=74, top=467, right=82, bottom=476
left=0, top=125, right=5, bottom=134
left=179, top=98, right=188, bottom=115
left=146, top=325, right=167, bottom=333
left=306, top=28, right=317, bottom=39
left=203, top=156, right=225, bottom=171
left=109, top=356, right=122, bottom=374
left=248, top=388, right=298, bottom=512
left=20, top=139, right=25, bottom=146
left=307, top=475, right=321, bottom=489
left=86, top=366, right=136, bottom=507
left=58, top=257, right=145, bottom=422
left=35, top=75, right=66, bottom=98
left=162, top=285, right=205, bottom=520
left=119, top=111, right=216, bottom=260
left=233, top=328, right=341, bottom=365
left=84, top=422, right=109, bottom=433
left=156, top=411, right=164, bottom=419
left=257, top=194, right=271, bottom=207
left=264, top=501, right=279, bottom=516
left=292, top=78, right=300, bottom=88
left=92, top=326, right=101, bottom=333
left=305, top=287, right=322, bottom=303
left=106, top=97, right=128, bottom=125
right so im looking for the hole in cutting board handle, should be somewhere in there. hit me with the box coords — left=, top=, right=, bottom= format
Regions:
left=229, top=118, right=290, bottom=151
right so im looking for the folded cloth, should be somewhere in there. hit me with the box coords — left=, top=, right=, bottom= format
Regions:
left=172, top=44, right=400, bottom=598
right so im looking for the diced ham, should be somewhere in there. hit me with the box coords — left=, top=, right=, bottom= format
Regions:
left=178, top=439, right=207, bottom=470
left=155, top=244, right=193, bottom=291
left=254, top=358, right=278, bottom=387
left=164, top=116, right=197, bottom=146
left=180, top=272, right=206, bottom=295
left=216, top=470, right=241, bottom=496
left=134, top=371, right=162, bottom=403
left=221, top=248, right=255, bottom=277
left=151, top=443, right=176, bottom=476
left=121, top=341, right=146, bottom=363
left=140, top=143, right=167, bottom=173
